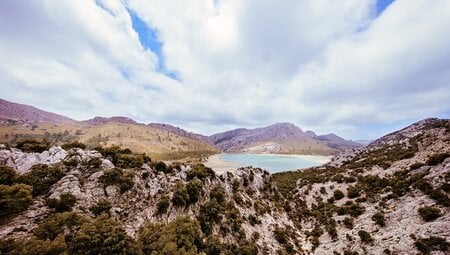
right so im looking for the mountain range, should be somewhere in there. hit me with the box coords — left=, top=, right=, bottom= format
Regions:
left=0, top=114, right=448, bottom=254
left=0, top=98, right=360, bottom=158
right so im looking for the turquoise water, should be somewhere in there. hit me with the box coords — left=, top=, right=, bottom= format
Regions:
left=219, top=153, right=330, bottom=173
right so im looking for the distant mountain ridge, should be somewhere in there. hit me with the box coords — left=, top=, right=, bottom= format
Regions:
left=210, top=122, right=361, bottom=155
left=0, top=98, right=360, bottom=155
left=0, top=98, right=75, bottom=124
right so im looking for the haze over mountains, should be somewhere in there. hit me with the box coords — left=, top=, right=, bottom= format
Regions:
left=0, top=98, right=360, bottom=158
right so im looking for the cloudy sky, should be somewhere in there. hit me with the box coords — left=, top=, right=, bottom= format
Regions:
left=0, top=0, right=449, bottom=139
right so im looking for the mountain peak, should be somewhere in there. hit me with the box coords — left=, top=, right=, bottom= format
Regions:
left=0, top=98, right=75, bottom=124
left=82, top=116, right=138, bottom=125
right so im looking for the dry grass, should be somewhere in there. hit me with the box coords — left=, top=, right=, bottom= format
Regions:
left=0, top=122, right=218, bottom=160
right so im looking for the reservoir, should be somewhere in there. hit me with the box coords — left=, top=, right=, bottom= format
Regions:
left=218, top=153, right=332, bottom=173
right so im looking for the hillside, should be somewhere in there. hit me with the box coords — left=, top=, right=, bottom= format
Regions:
left=273, top=118, right=450, bottom=254
left=0, top=122, right=218, bottom=160
left=0, top=98, right=75, bottom=124
left=0, top=118, right=448, bottom=254
left=0, top=98, right=217, bottom=160
left=210, top=122, right=361, bottom=155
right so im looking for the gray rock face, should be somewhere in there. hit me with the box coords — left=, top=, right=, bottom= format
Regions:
left=0, top=147, right=297, bottom=252
left=0, top=146, right=67, bottom=173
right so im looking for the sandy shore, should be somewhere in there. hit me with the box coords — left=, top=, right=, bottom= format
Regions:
left=204, top=154, right=242, bottom=174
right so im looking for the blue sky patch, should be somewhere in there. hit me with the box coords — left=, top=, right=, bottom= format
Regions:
left=375, top=0, right=395, bottom=16
left=128, top=10, right=179, bottom=80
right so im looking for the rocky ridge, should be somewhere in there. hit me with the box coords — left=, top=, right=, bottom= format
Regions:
left=273, top=118, right=450, bottom=254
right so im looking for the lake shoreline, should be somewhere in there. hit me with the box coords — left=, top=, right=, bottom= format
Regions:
left=204, top=153, right=333, bottom=173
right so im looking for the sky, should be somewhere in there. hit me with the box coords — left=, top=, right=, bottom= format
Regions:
left=0, top=0, right=449, bottom=140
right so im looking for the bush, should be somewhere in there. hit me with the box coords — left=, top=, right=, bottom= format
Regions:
left=426, top=153, right=449, bottom=166
left=18, top=164, right=64, bottom=196
left=358, top=230, right=373, bottom=243
left=0, top=184, right=32, bottom=219
left=333, top=190, right=345, bottom=200
left=414, top=236, right=449, bottom=254
left=209, top=185, right=226, bottom=204
left=157, top=195, right=170, bottom=214
left=187, top=164, right=215, bottom=181
left=273, top=226, right=288, bottom=244
left=68, top=214, right=139, bottom=255
left=347, top=186, right=360, bottom=199
left=46, top=192, right=77, bottom=212
left=62, top=141, right=86, bottom=150
left=372, top=212, right=386, bottom=227
left=34, top=212, right=87, bottom=240
left=138, top=216, right=202, bottom=254
left=18, top=235, right=68, bottom=255
left=89, top=198, right=112, bottom=216
left=186, top=179, right=202, bottom=204
left=152, top=161, right=170, bottom=173
left=0, top=165, right=17, bottom=185
left=418, top=206, right=441, bottom=222
left=16, top=139, right=50, bottom=153
left=172, top=182, right=189, bottom=207
left=343, top=217, right=354, bottom=229
left=98, top=168, right=134, bottom=193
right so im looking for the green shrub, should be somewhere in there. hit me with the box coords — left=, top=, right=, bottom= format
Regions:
left=18, top=164, right=64, bottom=196
left=358, top=230, right=373, bottom=243
left=186, top=164, right=215, bottom=181
left=96, top=146, right=148, bottom=168
left=152, top=161, right=169, bottom=173
left=138, top=216, right=202, bottom=254
left=0, top=184, right=32, bottom=219
left=333, top=189, right=345, bottom=200
left=172, top=182, right=189, bottom=207
left=87, top=157, right=102, bottom=169
left=426, top=153, right=449, bottom=166
left=63, top=157, right=79, bottom=167
left=46, top=192, right=77, bottom=212
left=89, top=198, right=112, bottom=216
left=157, top=195, right=170, bottom=214
left=62, top=141, right=86, bottom=150
left=68, top=214, right=139, bottom=255
left=0, top=165, right=17, bottom=185
left=273, top=226, right=288, bottom=244
left=18, top=234, right=68, bottom=255
left=347, top=186, right=360, bottom=199
left=372, top=212, right=386, bottom=227
left=414, top=236, right=449, bottom=254
left=209, top=185, right=226, bottom=204
left=16, top=139, right=50, bottom=153
left=34, top=212, right=87, bottom=240
left=186, top=179, right=202, bottom=204
left=98, top=168, right=134, bottom=193
left=441, top=183, right=450, bottom=193
left=343, top=217, right=354, bottom=229
left=418, top=206, right=441, bottom=222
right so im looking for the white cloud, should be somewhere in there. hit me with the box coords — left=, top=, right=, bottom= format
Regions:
left=0, top=0, right=449, bottom=139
